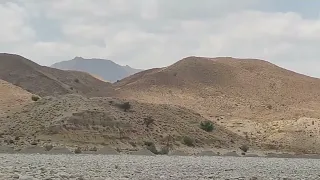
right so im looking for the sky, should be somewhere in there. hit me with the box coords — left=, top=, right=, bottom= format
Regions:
left=1, top=0, right=320, bottom=77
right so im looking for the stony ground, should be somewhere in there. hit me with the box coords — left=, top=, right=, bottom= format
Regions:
left=1, top=154, right=320, bottom=180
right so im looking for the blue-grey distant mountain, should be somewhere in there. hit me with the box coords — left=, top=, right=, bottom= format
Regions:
left=51, top=57, right=142, bottom=82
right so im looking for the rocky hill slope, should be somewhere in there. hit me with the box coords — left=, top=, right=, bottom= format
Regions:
left=115, top=56, right=320, bottom=153
left=0, top=53, right=115, bottom=97
left=51, top=57, right=142, bottom=82
left=0, top=94, right=247, bottom=152
left=0, top=80, right=33, bottom=117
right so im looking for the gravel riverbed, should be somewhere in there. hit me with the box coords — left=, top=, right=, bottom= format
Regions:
left=1, top=154, right=320, bottom=180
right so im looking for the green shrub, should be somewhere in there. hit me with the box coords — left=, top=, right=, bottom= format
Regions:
left=183, top=136, right=194, bottom=147
left=200, top=121, right=214, bottom=132
left=31, top=95, right=40, bottom=101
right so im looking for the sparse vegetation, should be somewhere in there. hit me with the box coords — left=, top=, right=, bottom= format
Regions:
left=144, top=141, right=154, bottom=146
left=30, top=141, right=37, bottom=145
left=129, top=141, right=137, bottom=147
left=239, top=144, right=249, bottom=152
left=118, top=102, right=131, bottom=112
left=8, top=139, right=14, bottom=144
left=74, top=78, right=80, bottom=83
left=31, top=95, right=40, bottom=101
left=144, top=143, right=169, bottom=155
left=200, top=120, right=214, bottom=132
left=44, top=144, right=54, bottom=151
left=90, top=147, right=98, bottom=152
left=158, top=146, right=169, bottom=155
left=143, top=116, right=155, bottom=128
left=183, top=136, right=194, bottom=147
left=74, top=147, right=82, bottom=154
left=267, top=104, right=272, bottom=110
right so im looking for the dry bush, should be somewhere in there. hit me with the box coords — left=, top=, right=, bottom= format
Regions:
left=44, top=144, right=54, bottom=151
left=118, top=102, right=131, bottom=112
left=90, top=147, right=98, bottom=152
left=144, top=116, right=155, bottom=128
left=74, top=147, right=82, bottom=154
left=158, top=146, right=169, bottom=155
left=183, top=136, right=194, bottom=147
left=31, top=95, right=40, bottom=101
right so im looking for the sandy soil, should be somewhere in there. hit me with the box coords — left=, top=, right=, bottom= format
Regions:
left=0, top=80, right=32, bottom=117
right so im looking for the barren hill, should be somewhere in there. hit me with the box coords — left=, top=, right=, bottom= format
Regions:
left=115, top=56, right=320, bottom=153
left=0, top=94, right=247, bottom=152
left=0, top=53, right=115, bottom=97
left=0, top=80, right=33, bottom=116
left=51, top=57, right=142, bottom=82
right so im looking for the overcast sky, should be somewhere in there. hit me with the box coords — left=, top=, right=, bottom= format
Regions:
left=1, top=0, right=320, bottom=77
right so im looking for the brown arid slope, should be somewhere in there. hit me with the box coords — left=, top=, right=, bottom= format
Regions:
left=0, top=53, right=115, bottom=97
left=115, top=56, right=320, bottom=153
left=0, top=94, right=247, bottom=152
left=0, top=80, right=33, bottom=117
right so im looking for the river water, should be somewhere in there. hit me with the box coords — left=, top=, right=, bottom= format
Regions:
left=0, top=154, right=319, bottom=179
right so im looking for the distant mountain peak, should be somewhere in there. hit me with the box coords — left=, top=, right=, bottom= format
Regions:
left=73, top=56, right=84, bottom=60
left=51, top=58, right=142, bottom=82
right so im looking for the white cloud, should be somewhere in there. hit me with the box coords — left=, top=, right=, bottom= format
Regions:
left=2, top=0, right=320, bottom=77
left=0, top=2, right=35, bottom=43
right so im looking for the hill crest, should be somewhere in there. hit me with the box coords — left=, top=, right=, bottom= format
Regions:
left=0, top=53, right=115, bottom=97
left=115, top=56, right=320, bottom=153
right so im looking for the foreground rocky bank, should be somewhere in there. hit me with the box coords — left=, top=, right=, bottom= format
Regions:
left=1, top=154, right=320, bottom=180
